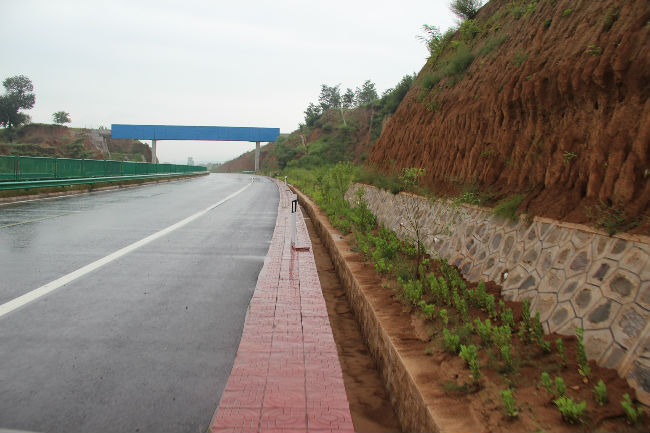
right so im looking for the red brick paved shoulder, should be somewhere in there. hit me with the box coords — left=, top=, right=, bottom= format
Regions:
left=210, top=179, right=354, bottom=433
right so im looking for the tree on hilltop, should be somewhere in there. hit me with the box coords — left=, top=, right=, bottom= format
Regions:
left=52, top=111, right=71, bottom=125
left=355, top=80, right=378, bottom=106
left=0, top=75, right=35, bottom=130
left=342, top=88, right=355, bottom=109
left=450, top=0, right=484, bottom=21
left=304, top=102, right=322, bottom=127
left=318, top=84, right=342, bottom=112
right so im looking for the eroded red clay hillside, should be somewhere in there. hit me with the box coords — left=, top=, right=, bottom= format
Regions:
left=369, top=0, right=650, bottom=232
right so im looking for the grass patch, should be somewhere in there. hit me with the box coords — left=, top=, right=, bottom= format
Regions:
left=478, top=34, right=508, bottom=56
left=603, top=6, right=620, bottom=31
left=586, top=201, right=640, bottom=235
left=513, top=50, right=528, bottom=67
left=447, top=45, right=476, bottom=75
left=493, top=194, right=525, bottom=221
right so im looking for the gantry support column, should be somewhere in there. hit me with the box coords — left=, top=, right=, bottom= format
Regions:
left=152, top=139, right=157, bottom=163
left=255, top=141, right=260, bottom=172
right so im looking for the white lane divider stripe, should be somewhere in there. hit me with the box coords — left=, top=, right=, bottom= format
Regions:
left=0, top=179, right=253, bottom=319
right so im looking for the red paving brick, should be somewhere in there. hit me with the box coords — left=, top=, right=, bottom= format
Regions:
left=210, top=180, right=353, bottom=433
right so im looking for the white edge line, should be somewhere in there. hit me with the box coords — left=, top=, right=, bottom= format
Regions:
left=0, top=179, right=253, bottom=319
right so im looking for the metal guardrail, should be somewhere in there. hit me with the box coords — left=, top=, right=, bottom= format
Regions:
left=0, top=155, right=207, bottom=190
left=0, top=173, right=206, bottom=190
left=0, top=155, right=206, bottom=184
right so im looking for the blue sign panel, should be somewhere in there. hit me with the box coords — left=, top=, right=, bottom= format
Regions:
left=111, top=124, right=280, bottom=142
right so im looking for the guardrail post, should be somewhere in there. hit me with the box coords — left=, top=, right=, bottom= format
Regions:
left=291, top=194, right=298, bottom=247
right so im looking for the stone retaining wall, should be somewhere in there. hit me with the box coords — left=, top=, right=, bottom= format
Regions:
left=346, top=183, right=650, bottom=404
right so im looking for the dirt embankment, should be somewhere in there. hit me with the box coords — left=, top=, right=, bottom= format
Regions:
left=0, top=124, right=151, bottom=161
left=369, top=0, right=650, bottom=230
left=217, top=143, right=277, bottom=173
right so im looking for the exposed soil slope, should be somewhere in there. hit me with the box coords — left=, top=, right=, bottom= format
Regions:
left=0, top=124, right=151, bottom=161
left=369, top=0, right=650, bottom=230
left=217, top=142, right=277, bottom=173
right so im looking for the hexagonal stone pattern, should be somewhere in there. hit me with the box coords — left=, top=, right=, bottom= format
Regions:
left=613, top=305, right=646, bottom=349
left=584, top=329, right=614, bottom=360
left=348, top=183, right=650, bottom=404
left=604, top=270, right=641, bottom=304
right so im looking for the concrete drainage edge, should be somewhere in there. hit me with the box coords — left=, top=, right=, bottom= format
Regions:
left=295, top=187, right=443, bottom=433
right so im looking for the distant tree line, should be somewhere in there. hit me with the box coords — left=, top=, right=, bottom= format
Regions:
left=0, top=75, right=35, bottom=130
left=304, top=80, right=380, bottom=128
left=303, top=76, right=415, bottom=130
left=0, top=75, right=72, bottom=141
left=273, top=74, right=416, bottom=170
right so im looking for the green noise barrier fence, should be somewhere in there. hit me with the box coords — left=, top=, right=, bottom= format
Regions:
left=0, top=155, right=206, bottom=189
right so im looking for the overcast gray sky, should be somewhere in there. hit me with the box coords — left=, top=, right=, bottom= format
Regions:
left=1, top=0, right=456, bottom=164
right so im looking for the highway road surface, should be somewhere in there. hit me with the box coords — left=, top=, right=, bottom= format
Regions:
left=0, top=173, right=279, bottom=433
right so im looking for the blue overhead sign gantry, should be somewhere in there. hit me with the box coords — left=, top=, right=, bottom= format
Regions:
left=110, top=124, right=280, bottom=171
left=111, top=124, right=280, bottom=142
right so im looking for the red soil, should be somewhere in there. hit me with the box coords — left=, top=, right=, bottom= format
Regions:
left=368, top=0, right=650, bottom=233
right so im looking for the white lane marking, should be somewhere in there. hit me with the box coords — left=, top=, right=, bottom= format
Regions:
left=0, top=179, right=253, bottom=319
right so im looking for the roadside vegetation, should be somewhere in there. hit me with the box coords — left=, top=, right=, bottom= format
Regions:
left=271, top=74, right=415, bottom=172
left=284, top=162, right=647, bottom=431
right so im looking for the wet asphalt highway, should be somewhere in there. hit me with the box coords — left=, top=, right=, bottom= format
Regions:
left=0, top=174, right=279, bottom=433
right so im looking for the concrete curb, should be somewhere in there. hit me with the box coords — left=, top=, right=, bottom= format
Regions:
left=295, top=186, right=489, bottom=433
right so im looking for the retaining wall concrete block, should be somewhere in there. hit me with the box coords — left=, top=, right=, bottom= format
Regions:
left=572, top=284, right=603, bottom=318
left=554, top=244, right=575, bottom=270
left=612, top=304, right=647, bottom=349
left=586, top=297, right=622, bottom=331
left=557, top=316, right=584, bottom=335
left=534, top=293, right=559, bottom=322
left=584, top=328, right=615, bottom=361
left=539, top=268, right=565, bottom=294
left=501, top=234, right=516, bottom=259
left=502, top=265, right=527, bottom=292
left=523, top=223, right=540, bottom=250
left=641, top=264, right=650, bottom=284
left=587, top=258, right=619, bottom=286
left=538, top=245, right=559, bottom=275
left=548, top=301, right=578, bottom=332
left=571, top=230, right=593, bottom=249
left=621, top=247, right=649, bottom=276
left=608, top=238, right=629, bottom=258
left=637, top=334, right=650, bottom=360
left=517, top=272, right=540, bottom=299
left=489, top=232, right=503, bottom=253
left=592, top=236, right=612, bottom=260
left=629, top=358, right=650, bottom=403
left=482, top=252, right=501, bottom=281
left=601, top=343, right=627, bottom=369
left=636, top=281, right=650, bottom=311
left=603, top=270, right=641, bottom=304
left=558, top=274, right=586, bottom=302
left=521, top=241, right=543, bottom=273
left=543, top=224, right=569, bottom=245
left=566, top=249, right=592, bottom=278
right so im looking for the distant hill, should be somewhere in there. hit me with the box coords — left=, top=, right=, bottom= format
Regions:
left=0, top=123, right=152, bottom=162
left=218, top=76, right=414, bottom=174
